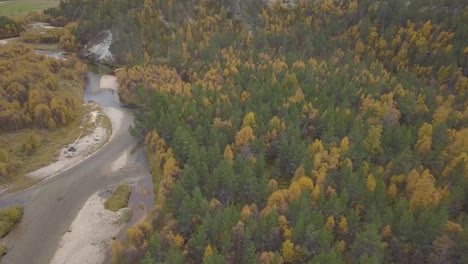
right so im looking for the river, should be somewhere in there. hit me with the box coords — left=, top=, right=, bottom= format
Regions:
left=0, top=49, right=154, bottom=264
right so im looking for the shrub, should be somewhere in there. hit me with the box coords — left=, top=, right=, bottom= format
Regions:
left=0, top=205, right=24, bottom=237
left=22, top=135, right=41, bottom=154
left=0, top=16, right=24, bottom=38
left=0, top=243, right=6, bottom=256
left=19, top=28, right=66, bottom=44
left=105, top=184, right=131, bottom=212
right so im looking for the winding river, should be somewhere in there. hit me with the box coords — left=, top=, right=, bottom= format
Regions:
left=0, top=50, right=153, bottom=264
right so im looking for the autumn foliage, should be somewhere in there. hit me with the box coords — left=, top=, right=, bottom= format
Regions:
left=0, top=44, right=85, bottom=131
left=59, top=0, right=468, bottom=263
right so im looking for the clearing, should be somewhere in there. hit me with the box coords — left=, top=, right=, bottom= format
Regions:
left=0, top=0, right=58, bottom=17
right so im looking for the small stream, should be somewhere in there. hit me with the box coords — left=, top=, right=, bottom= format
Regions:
left=35, top=49, right=69, bottom=60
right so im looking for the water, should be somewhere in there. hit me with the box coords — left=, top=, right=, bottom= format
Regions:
left=0, top=49, right=154, bottom=263
left=84, top=72, right=121, bottom=108
left=35, top=49, right=120, bottom=109
left=29, top=22, right=56, bottom=30
left=35, top=49, right=68, bottom=60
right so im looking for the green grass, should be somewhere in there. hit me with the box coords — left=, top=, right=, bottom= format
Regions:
left=0, top=1, right=58, bottom=17
left=0, top=38, right=59, bottom=50
left=115, top=208, right=133, bottom=224
left=0, top=205, right=23, bottom=237
left=105, top=184, right=131, bottom=212
left=0, top=243, right=6, bottom=256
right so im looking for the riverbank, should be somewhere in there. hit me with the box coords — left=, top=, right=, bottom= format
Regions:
left=50, top=191, right=131, bottom=264
left=0, top=70, right=141, bottom=264
left=27, top=104, right=112, bottom=181
left=0, top=38, right=18, bottom=45
left=0, top=45, right=89, bottom=193
left=0, top=15, right=151, bottom=262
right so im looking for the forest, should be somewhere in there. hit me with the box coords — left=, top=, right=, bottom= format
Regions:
left=0, top=44, right=87, bottom=182
left=51, top=0, right=468, bottom=263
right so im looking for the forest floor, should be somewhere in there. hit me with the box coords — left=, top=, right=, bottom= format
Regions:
left=0, top=0, right=58, bottom=17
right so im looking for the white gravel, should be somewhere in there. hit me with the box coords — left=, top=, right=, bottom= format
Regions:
left=51, top=192, right=129, bottom=264
left=100, top=75, right=118, bottom=91
left=0, top=38, right=18, bottom=45
left=28, top=111, right=109, bottom=180
left=29, top=22, right=57, bottom=29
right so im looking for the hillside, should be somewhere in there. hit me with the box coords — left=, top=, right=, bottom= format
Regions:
left=53, top=0, right=467, bottom=263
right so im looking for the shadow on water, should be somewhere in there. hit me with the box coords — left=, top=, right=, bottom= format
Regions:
left=84, top=72, right=121, bottom=109
left=101, top=148, right=155, bottom=264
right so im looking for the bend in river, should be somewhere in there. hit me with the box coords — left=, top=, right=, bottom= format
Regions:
left=0, top=51, right=149, bottom=264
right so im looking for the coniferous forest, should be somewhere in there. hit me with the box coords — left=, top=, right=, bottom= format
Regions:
left=48, top=0, right=467, bottom=263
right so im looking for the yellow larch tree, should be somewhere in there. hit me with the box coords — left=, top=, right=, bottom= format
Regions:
left=367, top=173, right=376, bottom=192
left=406, top=169, right=444, bottom=210
left=326, top=215, right=335, bottom=230
left=337, top=240, right=346, bottom=253
left=235, top=126, right=255, bottom=147
left=288, top=181, right=302, bottom=202
left=339, top=216, right=348, bottom=234
left=203, top=244, right=213, bottom=262
left=340, top=136, right=350, bottom=153
left=297, top=176, right=314, bottom=192
left=364, top=124, right=383, bottom=155
left=224, top=145, right=234, bottom=161
left=311, top=184, right=321, bottom=202
left=281, top=239, right=295, bottom=263
left=242, top=111, right=256, bottom=128
left=387, top=183, right=397, bottom=198
left=414, top=122, right=433, bottom=154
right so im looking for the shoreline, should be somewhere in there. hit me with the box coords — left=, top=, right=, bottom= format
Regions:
left=27, top=107, right=111, bottom=181
left=38, top=75, right=132, bottom=263
left=0, top=73, right=150, bottom=264
left=0, top=75, right=120, bottom=196
left=0, top=104, right=112, bottom=196
left=50, top=192, right=131, bottom=264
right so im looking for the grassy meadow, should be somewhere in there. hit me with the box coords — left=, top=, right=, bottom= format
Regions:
left=0, top=0, right=58, bottom=17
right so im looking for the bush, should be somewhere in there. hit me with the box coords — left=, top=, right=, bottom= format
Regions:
left=22, top=135, right=41, bottom=154
left=0, top=205, right=24, bottom=237
left=0, top=16, right=24, bottom=38
left=0, top=243, right=6, bottom=256
left=19, top=28, right=66, bottom=44
left=105, top=184, right=131, bottom=212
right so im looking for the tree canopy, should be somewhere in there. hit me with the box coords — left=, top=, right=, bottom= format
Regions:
left=55, top=0, right=468, bottom=263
